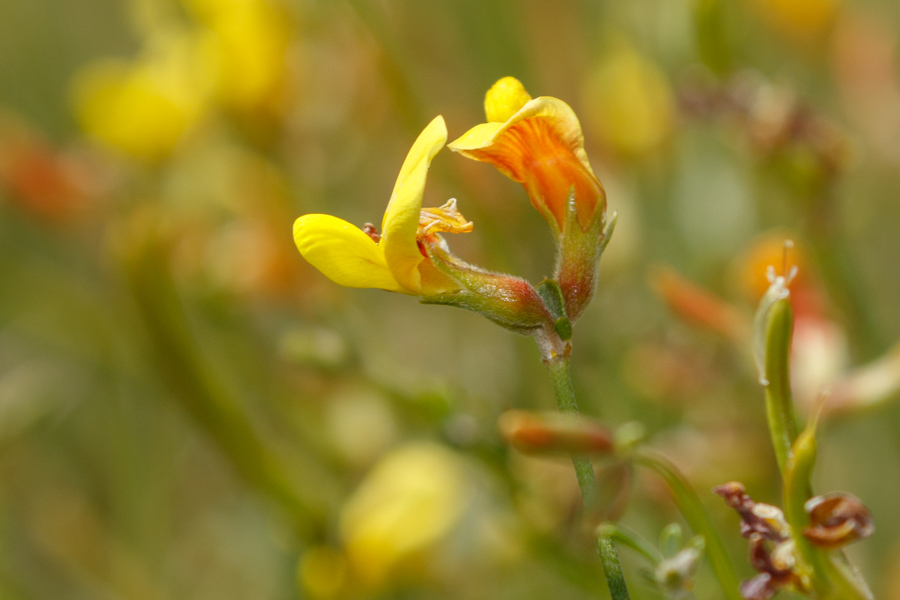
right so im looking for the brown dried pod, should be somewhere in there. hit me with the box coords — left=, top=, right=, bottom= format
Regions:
left=803, top=492, right=875, bottom=549
left=713, top=482, right=790, bottom=541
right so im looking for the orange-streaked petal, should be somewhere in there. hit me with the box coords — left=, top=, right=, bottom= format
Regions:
left=381, top=115, right=448, bottom=293
left=485, top=76, right=533, bottom=123
left=294, top=214, right=407, bottom=293
left=450, top=96, right=602, bottom=231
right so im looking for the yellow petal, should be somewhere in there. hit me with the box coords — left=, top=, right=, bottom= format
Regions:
left=485, top=76, right=533, bottom=123
left=446, top=122, right=505, bottom=154
left=339, top=443, right=468, bottom=586
left=583, top=46, right=673, bottom=158
left=449, top=97, right=601, bottom=230
left=451, top=97, right=589, bottom=170
left=293, top=214, right=407, bottom=293
left=71, top=31, right=209, bottom=162
left=381, top=116, right=447, bottom=293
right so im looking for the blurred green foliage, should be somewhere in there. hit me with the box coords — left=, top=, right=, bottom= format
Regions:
left=1, top=0, right=900, bottom=598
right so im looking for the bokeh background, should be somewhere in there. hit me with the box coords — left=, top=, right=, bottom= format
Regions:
left=1, top=0, right=900, bottom=598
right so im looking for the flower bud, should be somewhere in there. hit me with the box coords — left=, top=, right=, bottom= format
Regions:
left=655, top=543, right=703, bottom=598
left=498, top=410, right=614, bottom=456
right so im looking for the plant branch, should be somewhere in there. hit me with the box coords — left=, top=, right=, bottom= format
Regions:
left=544, top=353, right=630, bottom=600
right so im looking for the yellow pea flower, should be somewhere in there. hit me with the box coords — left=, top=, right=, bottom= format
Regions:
left=450, top=77, right=613, bottom=322
left=338, top=442, right=469, bottom=587
left=582, top=44, right=674, bottom=159
left=71, top=29, right=210, bottom=162
left=293, top=116, right=469, bottom=296
left=449, top=77, right=605, bottom=235
left=185, top=0, right=294, bottom=115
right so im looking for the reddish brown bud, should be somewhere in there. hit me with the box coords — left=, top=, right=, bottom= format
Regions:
left=498, top=410, right=614, bottom=456
left=803, top=492, right=874, bottom=549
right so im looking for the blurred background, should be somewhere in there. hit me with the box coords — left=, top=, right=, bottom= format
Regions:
left=1, top=0, right=900, bottom=598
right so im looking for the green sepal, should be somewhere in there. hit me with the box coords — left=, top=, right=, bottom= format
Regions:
left=536, top=279, right=572, bottom=340
left=422, top=241, right=553, bottom=333
left=537, top=278, right=567, bottom=320
left=554, top=317, right=573, bottom=341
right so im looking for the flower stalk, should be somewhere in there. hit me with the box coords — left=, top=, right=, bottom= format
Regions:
left=544, top=353, right=629, bottom=600
left=724, top=260, right=876, bottom=599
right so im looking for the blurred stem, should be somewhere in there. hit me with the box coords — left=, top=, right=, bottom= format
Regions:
left=632, top=450, right=742, bottom=600
left=544, top=355, right=629, bottom=600
left=595, top=523, right=663, bottom=565
left=808, top=185, right=885, bottom=359
left=763, top=298, right=798, bottom=476
left=122, top=226, right=331, bottom=533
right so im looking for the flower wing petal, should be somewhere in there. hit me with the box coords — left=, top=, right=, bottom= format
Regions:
left=446, top=122, right=505, bottom=154
left=294, top=214, right=407, bottom=293
left=380, top=116, right=448, bottom=293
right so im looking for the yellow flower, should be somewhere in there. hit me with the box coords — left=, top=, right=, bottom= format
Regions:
left=293, top=116, right=471, bottom=296
left=582, top=44, right=674, bottom=159
left=449, top=77, right=605, bottom=234
left=338, top=442, right=469, bottom=587
left=71, top=29, right=210, bottom=162
left=184, top=0, right=294, bottom=115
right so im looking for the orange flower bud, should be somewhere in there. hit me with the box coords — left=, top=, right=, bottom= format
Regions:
left=498, top=410, right=614, bottom=456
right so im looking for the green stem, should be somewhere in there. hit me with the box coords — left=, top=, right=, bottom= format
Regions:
left=765, top=292, right=872, bottom=598
left=597, top=536, right=631, bottom=600
left=764, top=298, right=799, bottom=475
left=544, top=354, right=630, bottom=600
left=595, top=523, right=663, bottom=565
left=123, top=228, right=334, bottom=532
left=633, top=450, right=742, bottom=600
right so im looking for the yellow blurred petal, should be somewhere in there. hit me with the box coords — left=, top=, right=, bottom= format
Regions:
left=485, top=76, right=533, bottom=123
left=339, top=443, right=468, bottom=586
left=293, top=214, right=407, bottom=293
left=298, top=547, right=348, bottom=599
left=71, top=31, right=209, bottom=161
left=381, top=116, right=447, bottom=293
left=199, top=0, right=292, bottom=113
left=583, top=46, right=673, bottom=158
